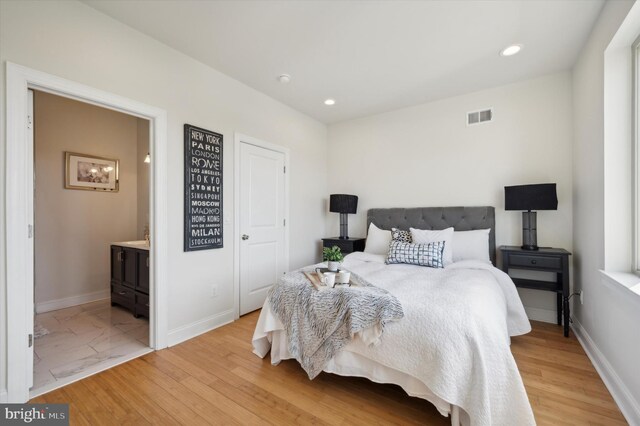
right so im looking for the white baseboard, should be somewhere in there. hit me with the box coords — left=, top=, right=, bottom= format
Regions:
left=35, top=289, right=110, bottom=313
left=167, top=309, right=235, bottom=347
left=0, top=389, right=7, bottom=403
left=523, top=306, right=557, bottom=324
left=572, top=318, right=640, bottom=425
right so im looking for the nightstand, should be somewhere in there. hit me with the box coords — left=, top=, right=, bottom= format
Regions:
left=322, top=237, right=366, bottom=255
left=499, top=246, right=572, bottom=337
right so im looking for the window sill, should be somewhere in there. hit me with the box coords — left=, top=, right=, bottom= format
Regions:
left=599, top=270, right=640, bottom=297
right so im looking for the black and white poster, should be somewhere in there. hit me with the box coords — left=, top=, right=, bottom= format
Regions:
left=184, top=124, right=223, bottom=251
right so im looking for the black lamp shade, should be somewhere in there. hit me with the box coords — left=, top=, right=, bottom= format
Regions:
left=505, top=184, right=558, bottom=211
left=330, top=194, right=358, bottom=214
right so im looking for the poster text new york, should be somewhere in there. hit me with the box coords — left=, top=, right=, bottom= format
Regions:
left=186, top=128, right=222, bottom=248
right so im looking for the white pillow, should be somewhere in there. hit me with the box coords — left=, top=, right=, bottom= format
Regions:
left=410, top=227, right=454, bottom=266
left=364, top=223, right=392, bottom=255
left=452, top=229, right=491, bottom=263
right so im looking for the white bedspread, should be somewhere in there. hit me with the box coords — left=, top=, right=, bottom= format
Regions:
left=253, top=252, right=535, bottom=426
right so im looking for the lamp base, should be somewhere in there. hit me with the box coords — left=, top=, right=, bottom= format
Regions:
left=339, top=213, right=349, bottom=240
left=521, top=211, right=538, bottom=251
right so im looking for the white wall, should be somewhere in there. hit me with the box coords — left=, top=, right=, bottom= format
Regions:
left=0, top=0, right=327, bottom=395
left=572, top=0, right=639, bottom=422
left=328, top=72, right=574, bottom=320
left=33, top=91, right=142, bottom=311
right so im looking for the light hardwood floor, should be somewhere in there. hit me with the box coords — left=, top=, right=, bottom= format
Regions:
left=30, top=312, right=626, bottom=425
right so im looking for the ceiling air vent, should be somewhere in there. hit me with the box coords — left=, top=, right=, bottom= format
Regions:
left=467, top=108, right=493, bottom=126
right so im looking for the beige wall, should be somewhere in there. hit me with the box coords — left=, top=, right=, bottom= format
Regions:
left=33, top=91, right=144, bottom=309
left=136, top=119, right=150, bottom=240
left=328, top=72, right=574, bottom=321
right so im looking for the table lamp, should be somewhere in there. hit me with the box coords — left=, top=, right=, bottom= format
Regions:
left=330, top=194, right=358, bottom=239
left=505, top=183, right=557, bottom=250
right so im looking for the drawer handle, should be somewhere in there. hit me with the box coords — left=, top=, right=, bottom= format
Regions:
left=118, top=291, right=127, bottom=295
left=145, top=303, right=150, bottom=307
left=531, top=260, right=537, bottom=265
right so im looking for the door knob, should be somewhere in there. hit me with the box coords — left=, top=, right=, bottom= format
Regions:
left=242, top=234, right=250, bottom=240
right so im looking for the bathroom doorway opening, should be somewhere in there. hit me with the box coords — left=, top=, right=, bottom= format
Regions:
left=29, top=89, right=153, bottom=397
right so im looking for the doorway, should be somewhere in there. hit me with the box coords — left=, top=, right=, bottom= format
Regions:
left=234, top=134, right=290, bottom=316
left=30, top=90, right=152, bottom=396
left=5, top=63, right=169, bottom=403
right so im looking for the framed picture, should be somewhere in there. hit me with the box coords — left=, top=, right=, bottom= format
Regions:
left=65, top=152, right=119, bottom=192
left=183, top=124, right=223, bottom=251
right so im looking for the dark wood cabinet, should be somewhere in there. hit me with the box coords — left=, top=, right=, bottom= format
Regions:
left=122, top=247, right=137, bottom=289
left=111, top=244, right=150, bottom=319
left=135, top=292, right=150, bottom=319
left=499, top=246, right=572, bottom=337
left=322, top=237, right=366, bottom=255
left=110, top=281, right=135, bottom=312
left=136, top=250, right=150, bottom=294
left=110, top=245, right=124, bottom=286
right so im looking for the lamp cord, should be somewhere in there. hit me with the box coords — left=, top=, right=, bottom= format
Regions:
left=564, top=292, right=581, bottom=325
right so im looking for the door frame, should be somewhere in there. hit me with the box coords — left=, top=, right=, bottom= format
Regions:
left=5, top=62, right=170, bottom=402
left=233, top=133, right=290, bottom=319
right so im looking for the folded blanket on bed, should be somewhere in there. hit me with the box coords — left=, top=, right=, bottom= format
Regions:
left=268, top=269, right=404, bottom=379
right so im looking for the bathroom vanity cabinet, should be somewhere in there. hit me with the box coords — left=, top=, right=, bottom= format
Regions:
left=110, top=242, right=150, bottom=318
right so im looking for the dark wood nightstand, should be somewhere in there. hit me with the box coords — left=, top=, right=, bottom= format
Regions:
left=322, top=237, right=366, bottom=255
left=499, top=246, right=572, bottom=337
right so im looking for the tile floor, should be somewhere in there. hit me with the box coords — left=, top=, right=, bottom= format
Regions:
left=33, top=299, right=149, bottom=394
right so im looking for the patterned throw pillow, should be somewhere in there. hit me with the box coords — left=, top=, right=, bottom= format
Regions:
left=391, top=228, right=412, bottom=243
left=385, top=240, right=445, bottom=268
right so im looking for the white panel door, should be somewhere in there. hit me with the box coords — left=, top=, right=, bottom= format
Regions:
left=239, top=143, right=286, bottom=315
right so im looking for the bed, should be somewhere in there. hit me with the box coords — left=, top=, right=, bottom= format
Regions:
left=252, top=207, right=535, bottom=426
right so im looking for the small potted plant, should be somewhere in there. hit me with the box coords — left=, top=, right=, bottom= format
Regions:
left=323, top=245, right=344, bottom=272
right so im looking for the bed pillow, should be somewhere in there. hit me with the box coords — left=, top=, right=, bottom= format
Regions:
left=410, top=227, right=454, bottom=266
left=386, top=240, right=445, bottom=268
left=391, top=228, right=412, bottom=243
left=364, top=223, right=392, bottom=255
left=452, top=229, right=491, bottom=263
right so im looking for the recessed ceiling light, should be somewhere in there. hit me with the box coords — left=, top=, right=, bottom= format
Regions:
left=324, top=99, right=336, bottom=106
left=500, top=44, right=522, bottom=57
left=278, top=74, right=291, bottom=84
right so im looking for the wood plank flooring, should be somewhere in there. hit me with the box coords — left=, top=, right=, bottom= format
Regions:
left=30, top=312, right=626, bottom=425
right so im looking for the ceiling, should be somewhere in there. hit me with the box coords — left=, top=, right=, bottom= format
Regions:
left=83, top=0, right=604, bottom=124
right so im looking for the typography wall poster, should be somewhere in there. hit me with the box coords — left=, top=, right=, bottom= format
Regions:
left=184, top=124, right=223, bottom=251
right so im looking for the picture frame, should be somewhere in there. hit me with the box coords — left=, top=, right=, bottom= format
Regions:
left=64, top=151, right=119, bottom=192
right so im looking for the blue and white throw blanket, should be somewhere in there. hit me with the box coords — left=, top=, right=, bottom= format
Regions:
left=268, top=268, right=404, bottom=379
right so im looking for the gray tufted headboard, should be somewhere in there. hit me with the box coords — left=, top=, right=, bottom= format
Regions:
left=367, top=206, right=496, bottom=265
